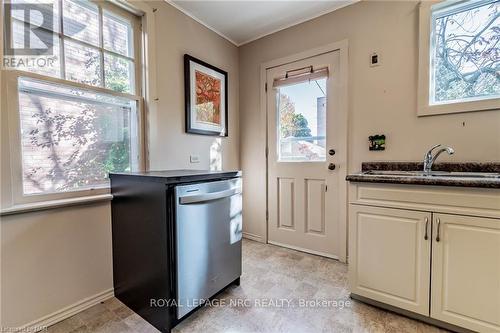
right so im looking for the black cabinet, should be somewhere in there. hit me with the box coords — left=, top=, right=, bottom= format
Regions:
left=110, top=170, right=241, bottom=332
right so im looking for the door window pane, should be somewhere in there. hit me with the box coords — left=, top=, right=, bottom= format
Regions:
left=18, top=77, right=139, bottom=195
left=277, top=78, right=327, bottom=162
left=64, top=39, right=101, bottom=86
left=63, top=0, right=100, bottom=46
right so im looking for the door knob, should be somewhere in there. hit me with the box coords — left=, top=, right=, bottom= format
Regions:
left=328, top=163, right=336, bottom=170
left=329, top=149, right=336, bottom=156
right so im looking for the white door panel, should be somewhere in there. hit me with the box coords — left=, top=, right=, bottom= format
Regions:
left=305, top=179, right=326, bottom=234
left=277, top=178, right=295, bottom=229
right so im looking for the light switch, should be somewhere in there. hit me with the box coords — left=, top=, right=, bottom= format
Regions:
left=370, top=52, right=380, bottom=67
left=190, top=155, right=200, bottom=163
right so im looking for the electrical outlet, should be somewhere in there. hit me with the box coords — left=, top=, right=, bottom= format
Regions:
left=190, top=155, right=200, bottom=163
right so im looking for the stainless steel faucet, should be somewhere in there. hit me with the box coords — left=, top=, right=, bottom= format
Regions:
left=423, top=144, right=455, bottom=174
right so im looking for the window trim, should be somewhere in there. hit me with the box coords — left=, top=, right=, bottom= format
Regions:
left=417, top=0, right=500, bottom=117
left=1, top=0, right=155, bottom=207
left=0, top=194, right=113, bottom=216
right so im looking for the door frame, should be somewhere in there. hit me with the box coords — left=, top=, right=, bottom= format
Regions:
left=259, top=40, right=349, bottom=262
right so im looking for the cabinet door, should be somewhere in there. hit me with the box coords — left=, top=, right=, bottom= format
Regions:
left=349, top=205, right=431, bottom=315
left=431, top=213, right=500, bottom=332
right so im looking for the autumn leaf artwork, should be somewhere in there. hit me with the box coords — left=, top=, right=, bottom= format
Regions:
left=185, top=54, right=228, bottom=136
left=195, top=70, right=222, bottom=126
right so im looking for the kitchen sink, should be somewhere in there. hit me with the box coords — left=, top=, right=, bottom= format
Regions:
left=363, top=170, right=500, bottom=179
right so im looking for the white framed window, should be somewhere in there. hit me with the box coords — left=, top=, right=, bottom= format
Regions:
left=17, top=77, right=140, bottom=196
left=418, top=0, right=500, bottom=116
left=3, top=0, right=144, bottom=204
left=7, top=0, right=139, bottom=93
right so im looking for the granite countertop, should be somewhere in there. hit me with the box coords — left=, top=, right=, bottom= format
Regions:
left=346, top=162, right=500, bottom=189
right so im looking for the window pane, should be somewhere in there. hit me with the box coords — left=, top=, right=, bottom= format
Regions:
left=63, top=0, right=99, bottom=46
left=64, top=39, right=102, bottom=86
left=10, top=0, right=60, bottom=33
left=18, top=77, right=139, bottom=195
left=104, top=53, right=134, bottom=93
left=277, top=78, right=327, bottom=162
left=10, top=20, right=61, bottom=77
left=103, top=10, right=133, bottom=57
left=431, top=1, right=500, bottom=104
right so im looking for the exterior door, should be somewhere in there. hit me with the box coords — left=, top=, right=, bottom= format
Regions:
left=266, top=51, right=345, bottom=258
left=431, top=213, right=500, bottom=332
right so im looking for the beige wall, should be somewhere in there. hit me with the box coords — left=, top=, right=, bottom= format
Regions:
left=238, top=1, right=500, bottom=239
left=146, top=1, right=239, bottom=171
left=0, top=0, right=239, bottom=327
left=1, top=203, right=113, bottom=327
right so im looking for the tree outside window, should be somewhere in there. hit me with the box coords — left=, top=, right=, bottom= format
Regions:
left=431, top=0, right=499, bottom=104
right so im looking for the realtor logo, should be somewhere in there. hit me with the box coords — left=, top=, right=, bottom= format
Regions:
left=4, top=2, right=55, bottom=56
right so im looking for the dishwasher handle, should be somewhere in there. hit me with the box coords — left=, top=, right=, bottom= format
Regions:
left=179, top=187, right=240, bottom=204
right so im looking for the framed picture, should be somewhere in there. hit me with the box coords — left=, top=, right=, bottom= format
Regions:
left=184, top=54, right=228, bottom=136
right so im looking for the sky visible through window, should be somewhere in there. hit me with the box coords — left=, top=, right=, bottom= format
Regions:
left=277, top=78, right=327, bottom=162
left=279, top=78, right=327, bottom=137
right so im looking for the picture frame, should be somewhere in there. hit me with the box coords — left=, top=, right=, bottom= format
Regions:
left=184, top=54, right=228, bottom=136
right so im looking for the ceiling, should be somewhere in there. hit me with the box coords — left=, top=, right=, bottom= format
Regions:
left=168, top=1, right=357, bottom=46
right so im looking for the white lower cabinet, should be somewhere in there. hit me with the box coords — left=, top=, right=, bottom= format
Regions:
left=349, top=205, right=431, bottom=315
left=431, top=213, right=500, bottom=332
left=349, top=183, right=500, bottom=332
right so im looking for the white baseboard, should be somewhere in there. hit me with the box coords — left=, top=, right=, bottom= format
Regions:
left=242, top=232, right=263, bottom=242
left=21, top=288, right=114, bottom=332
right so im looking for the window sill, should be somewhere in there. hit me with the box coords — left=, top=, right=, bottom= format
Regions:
left=417, top=99, right=500, bottom=117
left=0, top=194, right=113, bottom=217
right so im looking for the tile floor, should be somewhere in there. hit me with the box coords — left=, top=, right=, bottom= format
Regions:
left=47, top=240, right=448, bottom=333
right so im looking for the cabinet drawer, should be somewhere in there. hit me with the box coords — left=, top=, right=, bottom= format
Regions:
left=349, top=183, right=500, bottom=219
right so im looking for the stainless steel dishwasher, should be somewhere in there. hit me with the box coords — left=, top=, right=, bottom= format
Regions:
left=175, top=178, right=242, bottom=319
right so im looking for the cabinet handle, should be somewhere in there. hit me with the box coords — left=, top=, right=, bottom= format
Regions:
left=424, top=217, right=429, bottom=240
left=436, top=218, right=441, bottom=242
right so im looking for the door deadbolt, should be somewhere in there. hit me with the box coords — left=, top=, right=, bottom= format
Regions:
left=328, top=163, right=336, bottom=170
left=329, top=149, right=336, bottom=156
